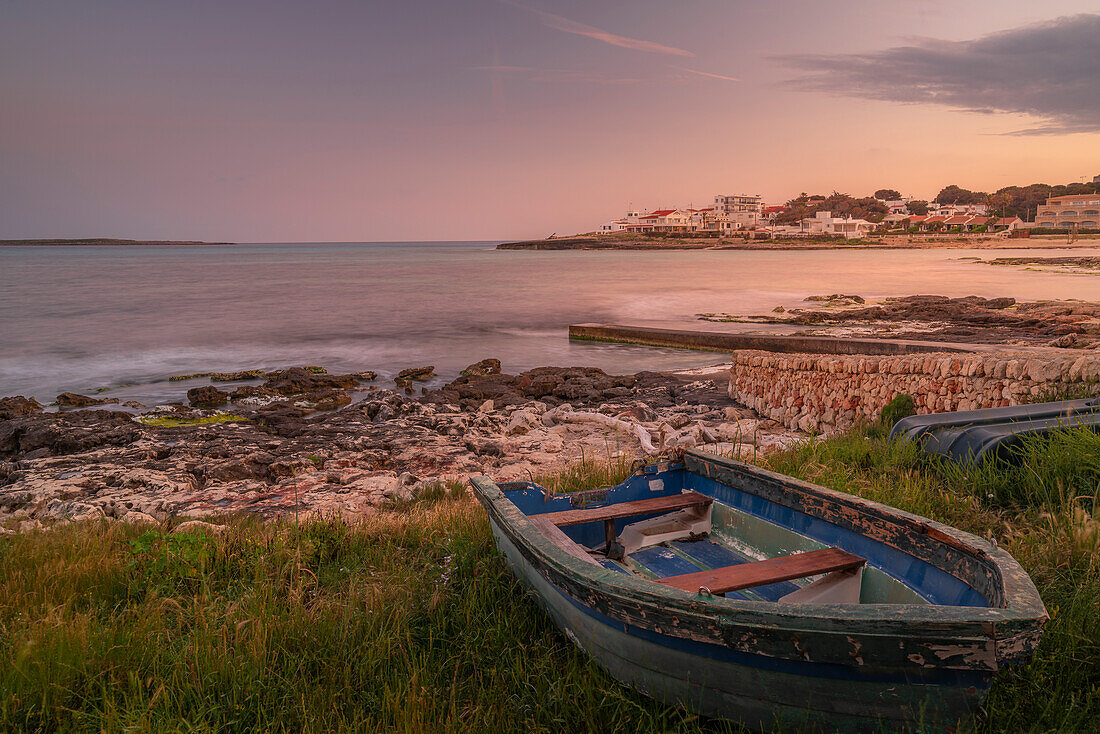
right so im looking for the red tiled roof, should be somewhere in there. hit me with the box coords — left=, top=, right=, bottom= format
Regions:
left=643, top=209, right=677, bottom=218
left=763, top=206, right=787, bottom=213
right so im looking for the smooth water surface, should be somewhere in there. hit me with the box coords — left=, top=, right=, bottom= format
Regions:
left=2, top=242, right=1098, bottom=404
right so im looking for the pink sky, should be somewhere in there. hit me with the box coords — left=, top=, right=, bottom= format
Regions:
left=1, top=1, right=1097, bottom=241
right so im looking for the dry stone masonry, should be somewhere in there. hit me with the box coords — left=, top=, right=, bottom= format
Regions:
left=729, top=350, right=1100, bottom=433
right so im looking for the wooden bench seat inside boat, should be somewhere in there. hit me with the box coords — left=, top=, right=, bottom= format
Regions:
left=537, top=491, right=713, bottom=527
left=537, top=491, right=714, bottom=551
left=656, top=547, right=865, bottom=595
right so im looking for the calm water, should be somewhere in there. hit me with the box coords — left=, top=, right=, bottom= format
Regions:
left=2, top=242, right=1098, bottom=404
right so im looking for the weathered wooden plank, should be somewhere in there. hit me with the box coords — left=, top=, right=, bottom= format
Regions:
left=538, top=491, right=712, bottom=527
left=657, top=548, right=865, bottom=594
left=530, top=517, right=601, bottom=566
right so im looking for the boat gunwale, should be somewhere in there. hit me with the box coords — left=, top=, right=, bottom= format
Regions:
left=470, top=450, right=1047, bottom=671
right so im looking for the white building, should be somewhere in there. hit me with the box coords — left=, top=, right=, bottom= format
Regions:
left=929, top=203, right=989, bottom=217
left=713, top=194, right=763, bottom=228
left=882, top=199, right=911, bottom=215
left=801, top=211, right=876, bottom=238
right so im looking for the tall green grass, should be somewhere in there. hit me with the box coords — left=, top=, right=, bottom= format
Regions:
left=763, top=425, right=1100, bottom=732
left=1, top=426, right=1098, bottom=732
left=0, top=488, right=729, bottom=733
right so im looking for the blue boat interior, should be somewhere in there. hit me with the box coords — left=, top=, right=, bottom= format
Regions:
left=498, top=464, right=991, bottom=607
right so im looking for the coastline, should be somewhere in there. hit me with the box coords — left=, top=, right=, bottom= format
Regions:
left=0, top=361, right=801, bottom=528
left=498, top=233, right=1100, bottom=251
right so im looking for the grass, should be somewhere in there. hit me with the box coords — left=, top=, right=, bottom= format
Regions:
left=1, top=427, right=1098, bottom=732
left=762, top=424, right=1100, bottom=732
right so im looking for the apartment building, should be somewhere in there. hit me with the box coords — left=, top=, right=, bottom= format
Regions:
left=1035, top=194, right=1100, bottom=228
left=713, top=194, right=763, bottom=228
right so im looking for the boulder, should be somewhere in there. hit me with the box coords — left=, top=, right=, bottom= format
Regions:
left=0, top=396, right=43, bottom=420
left=187, top=386, right=229, bottom=408
left=505, top=409, right=539, bottom=435
left=396, top=366, right=435, bottom=382
left=209, top=369, right=266, bottom=381
left=120, top=511, right=159, bottom=526
left=461, top=359, right=501, bottom=377
left=305, top=389, right=352, bottom=412
left=56, top=392, right=119, bottom=408
left=615, top=404, right=656, bottom=422
left=229, top=385, right=280, bottom=402
left=172, top=520, right=226, bottom=535
left=263, top=367, right=359, bottom=395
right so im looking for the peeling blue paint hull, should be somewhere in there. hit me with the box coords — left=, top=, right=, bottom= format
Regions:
left=471, top=450, right=1047, bottom=732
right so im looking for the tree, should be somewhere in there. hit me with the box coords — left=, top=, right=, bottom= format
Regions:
left=990, top=181, right=1099, bottom=219
left=907, top=200, right=929, bottom=215
left=934, top=185, right=988, bottom=205
left=822, top=192, right=888, bottom=222
left=874, top=189, right=902, bottom=200
left=774, top=193, right=818, bottom=225
left=775, top=192, right=888, bottom=225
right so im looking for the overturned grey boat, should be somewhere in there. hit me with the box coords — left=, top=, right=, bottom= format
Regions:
left=890, top=397, right=1100, bottom=464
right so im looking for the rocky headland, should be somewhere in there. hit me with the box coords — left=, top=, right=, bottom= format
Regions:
left=0, top=362, right=799, bottom=531
left=0, top=238, right=234, bottom=246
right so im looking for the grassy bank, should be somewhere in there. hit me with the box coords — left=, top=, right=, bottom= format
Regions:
left=2, top=433, right=1098, bottom=732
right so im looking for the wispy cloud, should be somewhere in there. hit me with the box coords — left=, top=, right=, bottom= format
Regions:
left=470, top=63, right=740, bottom=86
left=778, top=14, right=1100, bottom=135
left=500, top=0, right=694, bottom=58
left=673, top=66, right=740, bottom=83
left=469, top=64, right=537, bottom=73
left=468, top=64, right=645, bottom=85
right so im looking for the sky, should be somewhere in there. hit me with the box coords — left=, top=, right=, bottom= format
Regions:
left=1, top=0, right=1098, bottom=241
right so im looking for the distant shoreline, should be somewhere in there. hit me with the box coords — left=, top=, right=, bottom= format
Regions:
left=497, top=233, right=1100, bottom=251
left=0, top=238, right=235, bottom=247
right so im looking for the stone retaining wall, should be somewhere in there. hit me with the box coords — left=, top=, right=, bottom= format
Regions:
left=728, top=350, right=1100, bottom=433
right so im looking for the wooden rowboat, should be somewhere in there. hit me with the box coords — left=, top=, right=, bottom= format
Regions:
left=470, top=449, right=1047, bottom=731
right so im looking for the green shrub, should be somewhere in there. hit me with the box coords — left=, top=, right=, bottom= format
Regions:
left=879, top=393, right=916, bottom=428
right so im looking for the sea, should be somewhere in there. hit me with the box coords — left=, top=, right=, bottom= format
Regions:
left=2, top=241, right=1098, bottom=405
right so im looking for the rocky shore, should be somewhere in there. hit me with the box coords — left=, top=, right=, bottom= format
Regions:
left=0, top=362, right=799, bottom=530
left=700, top=295, right=1100, bottom=347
